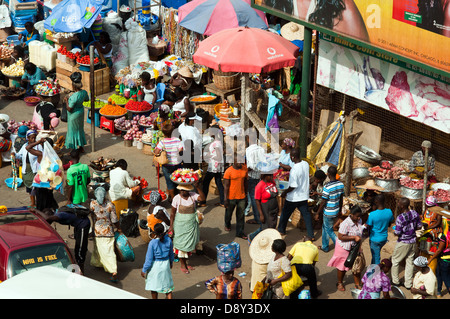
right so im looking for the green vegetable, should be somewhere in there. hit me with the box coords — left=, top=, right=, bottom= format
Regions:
left=83, top=100, right=107, bottom=109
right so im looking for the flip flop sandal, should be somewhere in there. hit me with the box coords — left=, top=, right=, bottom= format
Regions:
left=337, top=282, right=345, bottom=291
left=181, top=267, right=190, bottom=274
left=187, top=265, right=195, bottom=270
left=224, top=227, right=231, bottom=232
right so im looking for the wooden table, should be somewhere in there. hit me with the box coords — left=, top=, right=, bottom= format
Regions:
left=204, top=83, right=241, bottom=102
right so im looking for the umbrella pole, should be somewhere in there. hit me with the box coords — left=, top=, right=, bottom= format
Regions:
left=299, top=27, right=313, bottom=158
left=240, top=73, right=249, bottom=131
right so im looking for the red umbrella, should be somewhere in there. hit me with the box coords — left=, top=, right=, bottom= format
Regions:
left=193, top=27, right=300, bottom=73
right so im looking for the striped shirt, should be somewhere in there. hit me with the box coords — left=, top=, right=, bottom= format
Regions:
left=337, top=216, right=363, bottom=251
left=394, top=209, right=422, bottom=244
left=155, top=137, right=183, bottom=165
left=205, top=276, right=242, bottom=299
left=321, top=180, right=344, bottom=217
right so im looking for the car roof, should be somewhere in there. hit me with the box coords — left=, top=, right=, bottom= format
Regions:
left=0, top=208, right=64, bottom=251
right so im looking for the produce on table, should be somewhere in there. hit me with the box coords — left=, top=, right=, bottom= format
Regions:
left=57, top=45, right=81, bottom=61
left=83, top=100, right=107, bottom=109
left=133, top=176, right=148, bottom=189
left=115, top=115, right=140, bottom=131
left=99, top=103, right=127, bottom=116
left=125, top=100, right=152, bottom=112
left=108, top=94, right=129, bottom=105
left=191, top=95, right=216, bottom=103
left=0, top=46, right=13, bottom=60
left=1, top=58, right=24, bottom=77
left=123, top=122, right=143, bottom=141
left=76, top=55, right=99, bottom=65
left=369, top=165, right=404, bottom=179
left=35, top=79, right=61, bottom=96
left=170, top=168, right=203, bottom=184
left=138, top=115, right=154, bottom=127
left=7, top=119, right=36, bottom=133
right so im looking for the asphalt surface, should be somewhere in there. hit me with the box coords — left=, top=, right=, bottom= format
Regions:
left=0, top=90, right=446, bottom=301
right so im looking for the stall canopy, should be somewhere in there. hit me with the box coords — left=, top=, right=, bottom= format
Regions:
left=178, top=0, right=268, bottom=36
left=44, top=0, right=106, bottom=33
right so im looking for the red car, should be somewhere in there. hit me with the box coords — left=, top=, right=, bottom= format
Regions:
left=0, top=207, right=76, bottom=282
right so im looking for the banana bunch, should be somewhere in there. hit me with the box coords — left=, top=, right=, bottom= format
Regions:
left=1, top=58, right=24, bottom=77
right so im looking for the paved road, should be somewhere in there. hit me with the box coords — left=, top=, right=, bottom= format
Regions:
left=0, top=92, right=444, bottom=301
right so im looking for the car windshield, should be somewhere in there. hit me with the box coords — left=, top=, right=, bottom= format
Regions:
left=8, top=243, right=73, bottom=278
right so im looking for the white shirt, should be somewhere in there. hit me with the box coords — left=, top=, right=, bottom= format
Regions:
left=178, top=122, right=202, bottom=149
left=286, top=160, right=310, bottom=202
left=246, top=144, right=266, bottom=179
left=172, top=96, right=187, bottom=113
left=16, top=143, right=43, bottom=174
left=108, top=167, right=139, bottom=202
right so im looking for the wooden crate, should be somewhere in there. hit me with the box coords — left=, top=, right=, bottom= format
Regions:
left=10, top=0, right=38, bottom=11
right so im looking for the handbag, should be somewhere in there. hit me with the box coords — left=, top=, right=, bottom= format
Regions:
left=252, top=281, right=269, bottom=299
left=261, top=285, right=273, bottom=299
left=352, top=251, right=366, bottom=275
left=153, top=140, right=169, bottom=166
left=344, top=241, right=362, bottom=268
left=279, top=265, right=304, bottom=296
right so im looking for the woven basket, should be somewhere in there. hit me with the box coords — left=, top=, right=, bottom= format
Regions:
left=290, top=208, right=301, bottom=228
left=353, top=157, right=373, bottom=169
left=213, top=71, right=241, bottom=90
left=139, top=227, right=151, bottom=244
left=142, top=143, right=153, bottom=155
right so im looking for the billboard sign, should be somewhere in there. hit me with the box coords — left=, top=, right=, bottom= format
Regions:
left=252, top=0, right=450, bottom=76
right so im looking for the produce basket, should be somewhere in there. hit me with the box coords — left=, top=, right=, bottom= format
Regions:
left=0, top=88, right=25, bottom=100
left=142, top=142, right=153, bottom=155
left=212, top=71, right=241, bottom=90
left=189, top=95, right=218, bottom=104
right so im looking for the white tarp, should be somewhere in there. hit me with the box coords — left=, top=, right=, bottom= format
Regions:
left=0, top=266, right=145, bottom=299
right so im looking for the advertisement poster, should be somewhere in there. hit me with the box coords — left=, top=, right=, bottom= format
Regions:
left=253, top=0, right=450, bottom=75
left=316, top=36, right=450, bottom=134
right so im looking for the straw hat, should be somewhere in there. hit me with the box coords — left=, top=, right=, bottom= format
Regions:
left=176, top=184, right=194, bottom=191
left=280, top=22, right=305, bottom=41
left=356, top=179, right=384, bottom=191
left=178, top=66, right=194, bottom=79
left=249, top=228, right=281, bottom=264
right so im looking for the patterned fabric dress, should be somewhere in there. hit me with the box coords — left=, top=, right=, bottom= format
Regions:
left=358, top=264, right=391, bottom=299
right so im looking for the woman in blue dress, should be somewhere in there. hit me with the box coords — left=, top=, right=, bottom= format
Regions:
left=64, top=72, right=89, bottom=152
left=273, top=138, right=295, bottom=181
left=141, top=223, right=175, bottom=299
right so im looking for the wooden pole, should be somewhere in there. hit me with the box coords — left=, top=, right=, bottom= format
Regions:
left=422, top=146, right=429, bottom=214
left=90, top=45, right=95, bottom=152
left=299, top=27, right=312, bottom=158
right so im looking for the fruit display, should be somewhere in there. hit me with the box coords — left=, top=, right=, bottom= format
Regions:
left=143, top=189, right=167, bottom=202
left=0, top=46, right=13, bottom=60
left=90, top=157, right=116, bottom=171
left=1, top=58, right=24, bottom=77
left=125, top=100, right=152, bottom=112
left=83, top=99, right=107, bottom=109
left=99, top=103, right=127, bottom=117
left=170, top=168, right=203, bottom=184
left=190, top=95, right=216, bottom=103
left=6, top=119, right=36, bottom=134
left=133, top=176, right=148, bottom=189
left=35, top=79, right=61, bottom=96
left=108, top=94, right=129, bottom=105
left=57, top=45, right=80, bottom=61
left=123, top=121, right=144, bottom=141
left=76, top=55, right=99, bottom=65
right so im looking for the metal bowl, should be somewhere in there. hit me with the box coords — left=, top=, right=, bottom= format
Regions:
left=375, top=178, right=400, bottom=192
left=352, top=167, right=370, bottom=179
left=354, top=144, right=382, bottom=165
left=400, top=186, right=424, bottom=200
left=350, top=288, right=361, bottom=299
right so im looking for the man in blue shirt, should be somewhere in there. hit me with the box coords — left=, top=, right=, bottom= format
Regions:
left=315, top=166, right=344, bottom=252
left=365, top=194, right=394, bottom=264
left=18, top=22, right=40, bottom=47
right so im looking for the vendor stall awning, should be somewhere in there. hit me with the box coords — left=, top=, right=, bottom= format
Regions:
left=44, top=0, right=106, bottom=33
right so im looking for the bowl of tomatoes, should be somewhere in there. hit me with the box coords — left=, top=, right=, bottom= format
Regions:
left=76, top=55, right=100, bottom=71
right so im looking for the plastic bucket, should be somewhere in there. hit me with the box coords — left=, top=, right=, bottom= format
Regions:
left=7, top=35, right=20, bottom=46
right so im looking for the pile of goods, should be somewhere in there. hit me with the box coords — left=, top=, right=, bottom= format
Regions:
left=133, top=176, right=148, bottom=189
left=125, top=100, right=152, bottom=112
left=0, top=87, right=25, bottom=98
left=0, top=46, right=13, bottom=60
left=6, top=119, right=37, bottom=133
left=108, top=94, right=129, bottom=105
left=99, top=103, right=127, bottom=117
left=90, top=157, right=116, bottom=171
left=1, top=58, right=24, bottom=77
left=76, top=55, right=99, bottom=65
left=57, top=45, right=80, bottom=62
left=433, top=189, right=450, bottom=203
left=35, top=79, right=61, bottom=96
left=32, top=157, right=64, bottom=190
left=138, top=114, right=156, bottom=127
left=216, top=101, right=238, bottom=134
left=170, top=168, right=202, bottom=184
left=141, top=132, right=152, bottom=143
left=114, top=117, right=133, bottom=131
left=369, top=161, right=405, bottom=179
left=83, top=100, right=107, bottom=109
left=122, top=121, right=144, bottom=141
left=191, top=95, right=216, bottom=103
left=400, top=176, right=427, bottom=189
left=143, top=189, right=167, bottom=202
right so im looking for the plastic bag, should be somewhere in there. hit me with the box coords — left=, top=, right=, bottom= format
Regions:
left=32, top=141, right=64, bottom=194
left=127, top=25, right=149, bottom=65
left=216, top=242, right=241, bottom=273
left=112, top=32, right=129, bottom=75
left=252, top=281, right=269, bottom=299
left=119, top=208, right=140, bottom=237
left=114, top=231, right=135, bottom=262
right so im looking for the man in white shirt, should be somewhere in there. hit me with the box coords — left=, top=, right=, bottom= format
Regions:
left=109, top=159, right=140, bottom=203
left=245, top=138, right=266, bottom=224
left=177, top=112, right=202, bottom=169
left=277, top=148, right=314, bottom=240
